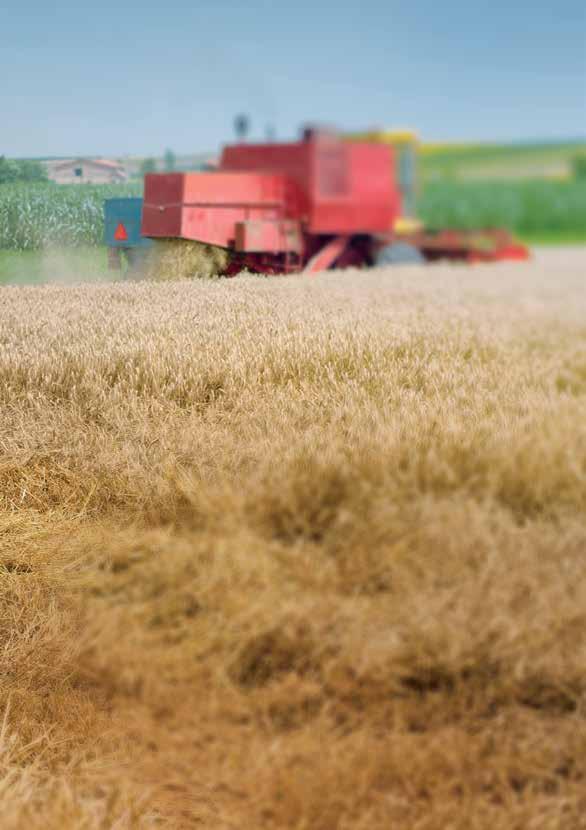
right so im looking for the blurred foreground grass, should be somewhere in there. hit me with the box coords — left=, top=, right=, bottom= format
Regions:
left=1, top=259, right=586, bottom=828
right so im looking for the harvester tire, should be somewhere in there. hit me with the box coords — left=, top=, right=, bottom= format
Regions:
left=375, top=242, right=424, bottom=267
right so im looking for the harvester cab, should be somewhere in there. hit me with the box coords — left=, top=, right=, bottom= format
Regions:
left=345, top=128, right=421, bottom=234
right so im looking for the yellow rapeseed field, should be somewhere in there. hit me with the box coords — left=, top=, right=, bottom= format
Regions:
left=1, top=250, right=586, bottom=829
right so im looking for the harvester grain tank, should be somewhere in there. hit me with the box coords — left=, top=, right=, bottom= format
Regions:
left=105, top=128, right=529, bottom=276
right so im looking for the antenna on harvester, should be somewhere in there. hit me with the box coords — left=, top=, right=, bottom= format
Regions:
left=234, top=114, right=250, bottom=143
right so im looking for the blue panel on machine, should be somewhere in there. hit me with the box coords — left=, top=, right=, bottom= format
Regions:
left=104, top=198, right=152, bottom=247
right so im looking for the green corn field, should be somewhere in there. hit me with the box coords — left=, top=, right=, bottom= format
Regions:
left=0, top=180, right=584, bottom=251
left=0, top=183, right=141, bottom=250
left=419, top=180, right=586, bottom=240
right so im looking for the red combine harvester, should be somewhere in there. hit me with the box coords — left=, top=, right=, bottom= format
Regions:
left=106, top=128, right=529, bottom=276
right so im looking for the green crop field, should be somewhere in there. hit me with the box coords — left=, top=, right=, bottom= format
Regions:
left=0, top=182, right=140, bottom=251
left=421, top=140, right=586, bottom=181
left=419, top=179, right=586, bottom=242
left=0, top=247, right=113, bottom=285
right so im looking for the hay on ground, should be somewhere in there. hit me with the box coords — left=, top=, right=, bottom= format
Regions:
left=139, top=238, right=231, bottom=281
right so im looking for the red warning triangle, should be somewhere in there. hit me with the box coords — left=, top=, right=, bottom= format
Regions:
left=114, top=222, right=128, bottom=241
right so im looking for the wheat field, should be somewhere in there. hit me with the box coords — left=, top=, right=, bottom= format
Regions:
left=1, top=250, right=586, bottom=829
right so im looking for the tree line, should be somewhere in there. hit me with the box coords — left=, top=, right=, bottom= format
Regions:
left=0, top=157, right=48, bottom=184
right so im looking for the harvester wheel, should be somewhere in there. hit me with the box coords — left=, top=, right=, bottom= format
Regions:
left=375, top=242, right=424, bottom=267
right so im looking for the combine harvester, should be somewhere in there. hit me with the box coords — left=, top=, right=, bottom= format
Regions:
left=105, top=128, right=529, bottom=277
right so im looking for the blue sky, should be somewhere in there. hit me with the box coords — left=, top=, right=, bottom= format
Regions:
left=2, top=0, right=585, bottom=157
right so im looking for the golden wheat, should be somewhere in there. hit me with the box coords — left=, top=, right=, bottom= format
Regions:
left=1, top=249, right=586, bottom=828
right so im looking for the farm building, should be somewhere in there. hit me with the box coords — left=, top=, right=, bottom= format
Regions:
left=45, top=157, right=128, bottom=184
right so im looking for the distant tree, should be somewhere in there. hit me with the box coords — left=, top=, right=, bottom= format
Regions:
left=0, top=157, right=47, bottom=184
left=17, top=159, right=48, bottom=182
left=139, top=157, right=157, bottom=176
left=164, top=148, right=176, bottom=171
left=0, top=156, right=18, bottom=183
left=572, top=154, right=586, bottom=180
